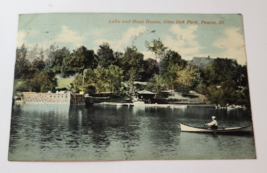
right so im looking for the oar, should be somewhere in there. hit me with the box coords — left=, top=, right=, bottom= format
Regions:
left=204, top=125, right=218, bottom=137
left=211, top=128, right=218, bottom=137
left=203, top=125, right=218, bottom=136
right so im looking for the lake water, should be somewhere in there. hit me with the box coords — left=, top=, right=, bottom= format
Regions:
left=8, top=104, right=256, bottom=161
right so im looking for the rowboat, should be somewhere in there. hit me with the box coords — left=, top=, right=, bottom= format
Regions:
left=180, top=123, right=252, bottom=134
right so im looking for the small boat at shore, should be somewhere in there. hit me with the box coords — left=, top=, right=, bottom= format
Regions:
left=180, top=123, right=252, bottom=134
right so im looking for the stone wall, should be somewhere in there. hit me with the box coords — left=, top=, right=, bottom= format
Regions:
left=21, top=92, right=84, bottom=104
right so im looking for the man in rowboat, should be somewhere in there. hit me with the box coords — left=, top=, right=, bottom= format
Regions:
left=205, top=116, right=218, bottom=129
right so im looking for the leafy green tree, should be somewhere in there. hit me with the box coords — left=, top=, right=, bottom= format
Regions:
left=198, top=58, right=251, bottom=106
left=44, top=44, right=57, bottom=72
left=30, top=71, right=57, bottom=92
left=73, top=65, right=124, bottom=95
left=119, top=47, right=144, bottom=77
left=159, top=50, right=186, bottom=74
left=239, top=65, right=249, bottom=87
left=202, top=58, right=240, bottom=86
left=118, top=46, right=145, bottom=94
left=46, top=46, right=98, bottom=77
left=69, top=46, right=98, bottom=72
left=32, top=57, right=45, bottom=72
left=106, top=65, right=124, bottom=95
left=145, top=39, right=167, bottom=60
left=97, top=43, right=115, bottom=68
left=146, top=74, right=166, bottom=94
left=205, top=85, right=224, bottom=105
left=15, top=44, right=32, bottom=79
left=199, top=80, right=250, bottom=106
left=140, top=58, right=159, bottom=81
left=49, top=47, right=70, bottom=75
left=176, top=65, right=200, bottom=92
left=162, top=64, right=179, bottom=90
left=17, top=71, right=57, bottom=92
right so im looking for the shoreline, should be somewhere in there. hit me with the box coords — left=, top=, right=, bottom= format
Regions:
left=93, top=102, right=215, bottom=108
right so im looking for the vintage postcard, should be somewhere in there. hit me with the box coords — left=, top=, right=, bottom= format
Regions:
left=9, top=13, right=256, bottom=161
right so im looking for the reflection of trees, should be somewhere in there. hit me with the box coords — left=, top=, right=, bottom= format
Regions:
left=37, top=105, right=70, bottom=149
left=87, top=106, right=141, bottom=159
left=9, top=104, right=71, bottom=158
left=9, top=107, right=23, bottom=154
left=146, top=108, right=180, bottom=155
left=9, top=104, right=254, bottom=160
left=110, top=106, right=141, bottom=159
left=87, top=113, right=111, bottom=153
left=79, top=106, right=112, bottom=156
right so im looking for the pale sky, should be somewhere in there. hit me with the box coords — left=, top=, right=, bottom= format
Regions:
left=17, top=13, right=247, bottom=65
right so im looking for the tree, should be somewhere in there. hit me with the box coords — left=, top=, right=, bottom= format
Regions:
left=106, top=65, right=124, bottom=95
left=202, top=58, right=240, bottom=86
left=159, top=50, right=186, bottom=74
left=15, top=44, right=32, bottom=79
left=145, top=39, right=167, bottom=60
left=162, top=64, right=179, bottom=90
left=97, top=42, right=115, bottom=68
left=140, top=58, right=159, bottom=81
left=17, top=71, right=57, bottom=92
left=118, top=46, right=144, bottom=94
left=239, top=65, right=249, bottom=87
left=54, top=47, right=71, bottom=76
left=73, top=65, right=124, bottom=95
left=205, top=85, right=224, bottom=105
left=158, top=51, right=188, bottom=91
left=146, top=74, right=166, bottom=94
left=46, top=46, right=98, bottom=77
left=176, top=65, right=199, bottom=92
left=197, top=59, right=251, bottom=106
left=67, top=46, right=98, bottom=74
left=32, top=54, right=45, bottom=72
left=44, top=44, right=57, bottom=72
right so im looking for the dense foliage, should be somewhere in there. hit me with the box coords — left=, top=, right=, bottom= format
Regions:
left=196, top=58, right=250, bottom=106
left=14, top=39, right=250, bottom=106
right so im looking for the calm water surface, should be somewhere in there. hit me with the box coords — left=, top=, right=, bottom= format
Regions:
left=8, top=104, right=256, bottom=161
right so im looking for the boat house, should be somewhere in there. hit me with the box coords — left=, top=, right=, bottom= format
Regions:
left=136, top=90, right=157, bottom=103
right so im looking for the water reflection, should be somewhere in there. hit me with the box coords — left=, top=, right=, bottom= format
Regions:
left=9, top=104, right=255, bottom=161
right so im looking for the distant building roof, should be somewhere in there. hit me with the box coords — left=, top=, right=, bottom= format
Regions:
left=190, top=56, right=214, bottom=67
left=137, top=90, right=156, bottom=95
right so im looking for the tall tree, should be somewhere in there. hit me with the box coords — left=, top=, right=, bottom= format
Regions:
left=44, top=44, right=56, bottom=72
left=53, top=47, right=71, bottom=76
left=146, top=75, right=166, bottom=94
left=140, top=58, right=159, bottom=81
left=28, top=71, right=57, bottom=92
left=67, top=46, right=98, bottom=74
left=97, top=42, right=115, bottom=68
left=159, top=50, right=186, bottom=74
left=106, top=65, right=124, bottom=95
left=73, top=65, right=124, bottom=95
left=32, top=48, right=45, bottom=72
left=15, top=44, right=32, bottom=79
left=202, top=58, right=240, bottom=86
left=145, top=39, right=167, bottom=60
left=118, top=46, right=144, bottom=94
left=176, top=65, right=199, bottom=92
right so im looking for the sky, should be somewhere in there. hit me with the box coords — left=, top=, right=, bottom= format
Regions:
left=17, top=13, right=247, bottom=65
